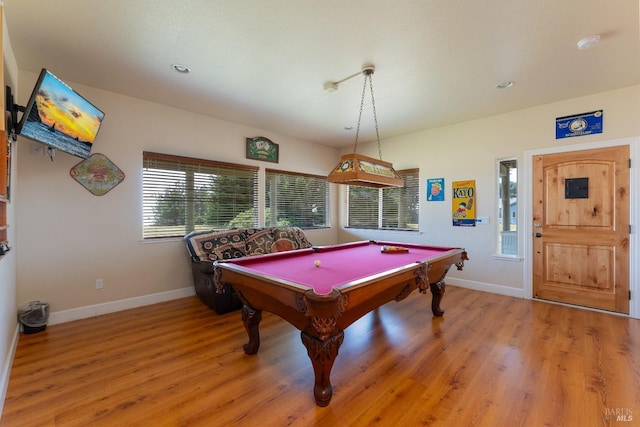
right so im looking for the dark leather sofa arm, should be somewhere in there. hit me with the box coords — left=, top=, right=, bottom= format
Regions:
left=191, top=260, right=242, bottom=314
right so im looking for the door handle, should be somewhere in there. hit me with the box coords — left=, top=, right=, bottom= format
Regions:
left=535, top=233, right=542, bottom=238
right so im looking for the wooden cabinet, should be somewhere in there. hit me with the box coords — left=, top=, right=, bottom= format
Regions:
left=0, top=131, right=8, bottom=256
left=0, top=4, right=8, bottom=256
left=0, top=131, right=7, bottom=199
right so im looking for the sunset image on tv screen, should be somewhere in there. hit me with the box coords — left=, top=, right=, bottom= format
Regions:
left=21, top=70, right=105, bottom=158
left=35, top=72, right=104, bottom=143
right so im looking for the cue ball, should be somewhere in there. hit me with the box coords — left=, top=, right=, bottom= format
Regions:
left=314, top=260, right=321, bottom=267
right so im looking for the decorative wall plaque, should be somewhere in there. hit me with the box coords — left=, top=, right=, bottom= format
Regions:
left=70, top=153, right=125, bottom=196
left=246, top=136, right=279, bottom=163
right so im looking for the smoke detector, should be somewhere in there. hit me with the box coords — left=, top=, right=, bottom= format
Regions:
left=577, top=35, right=600, bottom=50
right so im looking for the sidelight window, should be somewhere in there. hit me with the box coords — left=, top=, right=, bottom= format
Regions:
left=497, top=158, right=518, bottom=256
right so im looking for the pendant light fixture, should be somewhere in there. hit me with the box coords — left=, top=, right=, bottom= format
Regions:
left=327, top=65, right=404, bottom=188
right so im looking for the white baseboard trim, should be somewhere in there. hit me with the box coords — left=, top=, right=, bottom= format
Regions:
left=0, top=324, right=20, bottom=420
left=48, top=287, right=196, bottom=326
left=447, top=278, right=525, bottom=299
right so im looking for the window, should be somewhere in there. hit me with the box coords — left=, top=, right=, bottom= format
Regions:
left=142, top=152, right=258, bottom=238
left=265, top=169, right=330, bottom=228
left=347, top=168, right=419, bottom=230
left=497, top=158, right=517, bottom=256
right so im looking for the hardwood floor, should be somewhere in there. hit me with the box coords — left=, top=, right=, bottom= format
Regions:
left=2, top=286, right=639, bottom=426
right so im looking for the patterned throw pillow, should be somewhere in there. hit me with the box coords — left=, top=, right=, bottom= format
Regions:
left=243, top=228, right=275, bottom=256
left=185, top=229, right=246, bottom=261
left=271, top=227, right=313, bottom=252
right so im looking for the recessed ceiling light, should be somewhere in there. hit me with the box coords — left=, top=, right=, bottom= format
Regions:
left=172, top=63, right=191, bottom=73
left=577, top=35, right=600, bottom=50
left=344, top=126, right=353, bottom=131
left=496, top=81, right=515, bottom=89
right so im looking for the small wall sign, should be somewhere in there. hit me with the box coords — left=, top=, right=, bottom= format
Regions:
left=556, top=110, right=603, bottom=139
left=70, top=153, right=125, bottom=196
left=246, top=136, right=279, bottom=163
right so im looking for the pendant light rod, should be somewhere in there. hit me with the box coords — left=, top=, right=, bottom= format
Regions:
left=323, top=65, right=375, bottom=91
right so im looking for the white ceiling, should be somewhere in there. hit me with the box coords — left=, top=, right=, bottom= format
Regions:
left=3, top=1, right=639, bottom=148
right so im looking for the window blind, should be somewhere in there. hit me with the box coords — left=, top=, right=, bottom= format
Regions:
left=382, top=168, right=419, bottom=229
left=347, top=186, right=379, bottom=228
left=347, top=168, right=419, bottom=230
left=142, top=152, right=259, bottom=238
left=265, top=169, right=330, bottom=228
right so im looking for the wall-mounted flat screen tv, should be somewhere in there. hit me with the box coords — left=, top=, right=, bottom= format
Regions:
left=18, top=69, right=105, bottom=159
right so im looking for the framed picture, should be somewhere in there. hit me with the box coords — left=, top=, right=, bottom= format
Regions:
left=246, top=137, right=279, bottom=163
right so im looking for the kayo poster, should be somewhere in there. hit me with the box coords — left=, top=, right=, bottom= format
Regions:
left=452, top=180, right=476, bottom=226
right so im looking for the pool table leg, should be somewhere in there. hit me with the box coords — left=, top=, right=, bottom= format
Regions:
left=429, top=279, right=446, bottom=317
left=241, top=304, right=262, bottom=355
left=300, top=330, right=345, bottom=407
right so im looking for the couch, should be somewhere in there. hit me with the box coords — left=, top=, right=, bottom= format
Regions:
left=185, top=227, right=313, bottom=313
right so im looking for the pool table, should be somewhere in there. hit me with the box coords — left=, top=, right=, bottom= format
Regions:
left=213, top=240, right=468, bottom=406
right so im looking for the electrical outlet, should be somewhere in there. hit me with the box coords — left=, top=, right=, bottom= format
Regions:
left=96, top=278, right=104, bottom=290
left=31, top=144, right=44, bottom=156
left=476, top=216, right=490, bottom=225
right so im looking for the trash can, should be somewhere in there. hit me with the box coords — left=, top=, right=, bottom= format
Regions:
left=17, top=301, right=50, bottom=334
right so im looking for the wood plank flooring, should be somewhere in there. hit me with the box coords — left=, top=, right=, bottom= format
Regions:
left=2, top=286, right=639, bottom=426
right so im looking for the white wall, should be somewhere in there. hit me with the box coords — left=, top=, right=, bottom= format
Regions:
left=339, top=85, right=640, bottom=299
left=14, top=70, right=339, bottom=317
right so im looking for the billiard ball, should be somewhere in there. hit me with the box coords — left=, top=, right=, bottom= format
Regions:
left=314, top=260, right=321, bottom=267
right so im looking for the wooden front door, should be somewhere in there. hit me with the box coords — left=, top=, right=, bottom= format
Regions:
left=532, top=145, right=630, bottom=313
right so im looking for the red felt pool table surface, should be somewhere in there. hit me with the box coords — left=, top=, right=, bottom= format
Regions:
left=214, top=240, right=468, bottom=406
left=226, top=240, right=459, bottom=295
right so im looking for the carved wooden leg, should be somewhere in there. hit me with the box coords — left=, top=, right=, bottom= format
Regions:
left=241, top=304, right=262, bottom=355
left=300, top=330, right=344, bottom=407
left=429, top=279, right=446, bottom=317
